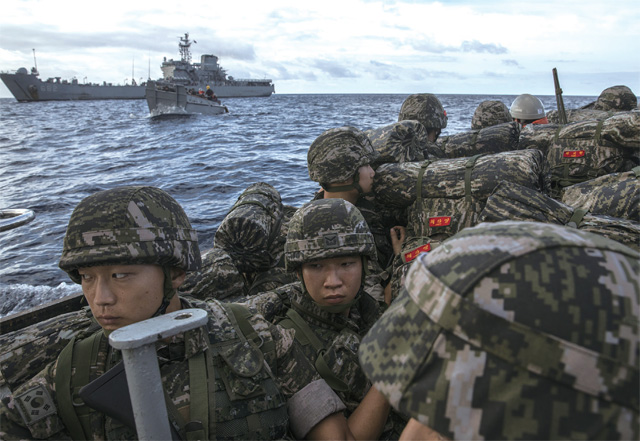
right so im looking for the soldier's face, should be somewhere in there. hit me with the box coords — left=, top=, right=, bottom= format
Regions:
left=301, top=255, right=362, bottom=315
left=78, top=264, right=166, bottom=331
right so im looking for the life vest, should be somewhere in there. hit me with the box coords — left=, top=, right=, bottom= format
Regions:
left=54, top=301, right=288, bottom=440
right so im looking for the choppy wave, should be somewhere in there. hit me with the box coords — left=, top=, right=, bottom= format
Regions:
left=0, top=93, right=596, bottom=316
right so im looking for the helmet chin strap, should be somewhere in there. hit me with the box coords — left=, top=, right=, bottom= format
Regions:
left=322, top=169, right=367, bottom=195
left=152, top=266, right=177, bottom=318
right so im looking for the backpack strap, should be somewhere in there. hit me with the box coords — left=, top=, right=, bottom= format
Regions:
left=567, top=208, right=588, bottom=228
left=415, top=160, right=431, bottom=237
left=54, top=330, right=105, bottom=440
left=225, top=303, right=276, bottom=360
left=281, top=308, right=349, bottom=392
left=464, top=154, right=483, bottom=204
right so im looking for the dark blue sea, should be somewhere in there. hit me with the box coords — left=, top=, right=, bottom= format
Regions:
left=0, top=93, right=596, bottom=317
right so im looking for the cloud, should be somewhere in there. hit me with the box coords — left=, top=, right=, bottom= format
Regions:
left=502, top=59, right=520, bottom=67
left=460, top=40, right=507, bottom=54
left=311, top=60, right=357, bottom=78
left=409, top=37, right=507, bottom=55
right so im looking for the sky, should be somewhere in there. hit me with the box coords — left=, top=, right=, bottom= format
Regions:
left=1, top=0, right=639, bottom=98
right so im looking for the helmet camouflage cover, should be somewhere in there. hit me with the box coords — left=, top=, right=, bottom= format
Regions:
left=398, top=93, right=448, bottom=129
left=285, top=199, right=377, bottom=271
left=471, top=100, right=512, bottom=130
left=359, top=221, right=639, bottom=440
left=594, top=85, right=638, bottom=111
left=59, top=186, right=201, bottom=283
left=307, top=126, right=379, bottom=186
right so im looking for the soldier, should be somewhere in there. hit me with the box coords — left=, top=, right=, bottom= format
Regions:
left=0, top=186, right=325, bottom=440
left=359, top=220, right=639, bottom=440
left=398, top=93, right=448, bottom=142
left=308, top=126, right=405, bottom=303
left=583, top=85, right=638, bottom=111
left=244, top=198, right=405, bottom=440
left=470, top=99, right=511, bottom=130
left=510, top=93, right=549, bottom=127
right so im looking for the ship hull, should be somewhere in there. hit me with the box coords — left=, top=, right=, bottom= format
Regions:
left=2, top=72, right=274, bottom=102
left=1, top=72, right=145, bottom=102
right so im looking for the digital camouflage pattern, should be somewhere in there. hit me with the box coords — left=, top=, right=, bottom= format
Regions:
left=546, top=113, right=640, bottom=197
left=244, top=282, right=381, bottom=413
left=59, top=186, right=201, bottom=282
left=366, top=120, right=427, bottom=163
left=0, top=309, right=94, bottom=397
left=214, top=182, right=285, bottom=272
left=592, top=85, right=638, bottom=111
left=438, top=121, right=520, bottom=158
left=470, top=100, right=511, bottom=130
left=307, top=126, right=379, bottom=186
left=179, top=247, right=248, bottom=301
left=561, top=167, right=640, bottom=221
left=518, top=123, right=561, bottom=155
left=365, top=120, right=445, bottom=164
left=480, top=181, right=640, bottom=250
left=244, top=279, right=406, bottom=439
left=398, top=94, right=448, bottom=129
left=547, top=108, right=616, bottom=124
left=285, top=199, right=378, bottom=271
left=0, top=296, right=311, bottom=440
left=359, top=220, right=639, bottom=440
left=373, top=149, right=547, bottom=208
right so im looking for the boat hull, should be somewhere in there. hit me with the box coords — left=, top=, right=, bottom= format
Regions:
left=146, top=81, right=228, bottom=116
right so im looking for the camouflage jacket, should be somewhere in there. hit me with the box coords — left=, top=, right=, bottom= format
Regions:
left=0, top=297, right=309, bottom=440
left=243, top=282, right=382, bottom=413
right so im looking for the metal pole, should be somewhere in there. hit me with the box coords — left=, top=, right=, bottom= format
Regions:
left=109, top=309, right=208, bottom=441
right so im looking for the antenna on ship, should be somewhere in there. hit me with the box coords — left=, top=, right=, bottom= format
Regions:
left=179, top=33, right=193, bottom=64
left=32, top=48, right=39, bottom=75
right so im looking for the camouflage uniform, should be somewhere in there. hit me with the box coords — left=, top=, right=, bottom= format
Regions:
left=0, top=186, right=316, bottom=440
left=359, top=221, right=639, bottom=440
left=0, top=296, right=307, bottom=440
left=308, top=126, right=399, bottom=289
left=585, top=85, right=638, bottom=111
left=247, top=199, right=406, bottom=439
left=397, top=93, right=448, bottom=131
left=470, top=100, right=511, bottom=130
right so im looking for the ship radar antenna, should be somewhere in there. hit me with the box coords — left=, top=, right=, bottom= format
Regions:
left=179, top=33, right=194, bottom=64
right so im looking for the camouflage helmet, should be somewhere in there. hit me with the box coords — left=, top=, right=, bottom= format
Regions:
left=510, top=93, right=546, bottom=120
left=398, top=93, right=448, bottom=129
left=359, top=221, right=639, bottom=440
left=471, top=100, right=511, bottom=129
left=59, top=186, right=201, bottom=283
left=307, top=126, right=379, bottom=189
left=594, top=85, right=638, bottom=111
left=285, top=199, right=377, bottom=271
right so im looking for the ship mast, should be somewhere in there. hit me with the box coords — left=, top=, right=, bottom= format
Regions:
left=32, top=48, right=39, bottom=75
left=179, top=33, right=194, bottom=63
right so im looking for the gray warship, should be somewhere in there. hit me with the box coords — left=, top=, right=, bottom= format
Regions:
left=0, top=66, right=145, bottom=102
left=1, top=34, right=274, bottom=102
left=159, top=33, right=275, bottom=98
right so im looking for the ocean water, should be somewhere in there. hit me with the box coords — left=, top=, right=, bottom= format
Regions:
left=0, top=93, right=596, bottom=316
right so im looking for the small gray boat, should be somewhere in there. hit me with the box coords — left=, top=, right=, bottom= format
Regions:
left=145, top=80, right=229, bottom=117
